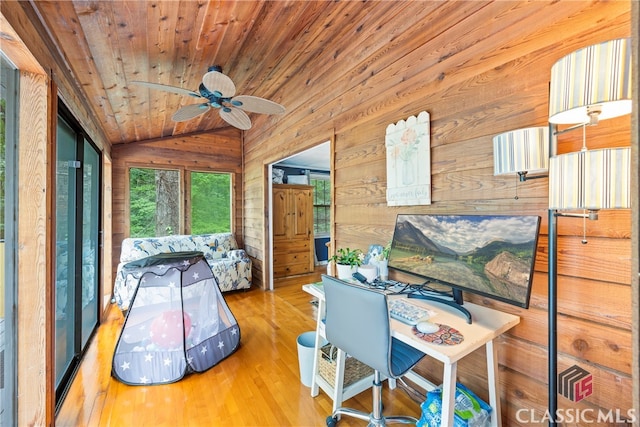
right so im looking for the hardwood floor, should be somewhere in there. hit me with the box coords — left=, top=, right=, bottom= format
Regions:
left=56, top=271, right=424, bottom=426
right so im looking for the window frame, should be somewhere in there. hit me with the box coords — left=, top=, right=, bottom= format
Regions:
left=310, top=173, right=331, bottom=237
left=126, top=164, right=234, bottom=237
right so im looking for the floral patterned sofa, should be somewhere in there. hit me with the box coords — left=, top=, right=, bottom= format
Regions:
left=113, top=232, right=251, bottom=311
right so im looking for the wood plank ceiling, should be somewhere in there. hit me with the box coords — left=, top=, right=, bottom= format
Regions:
left=33, top=0, right=432, bottom=145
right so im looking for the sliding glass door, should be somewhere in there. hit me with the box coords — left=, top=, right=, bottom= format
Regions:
left=54, top=109, right=100, bottom=406
left=1, top=53, right=17, bottom=427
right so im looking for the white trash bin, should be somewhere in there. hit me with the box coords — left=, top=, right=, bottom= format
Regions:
left=297, top=331, right=326, bottom=387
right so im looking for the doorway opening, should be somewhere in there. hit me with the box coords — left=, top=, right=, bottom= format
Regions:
left=267, top=141, right=331, bottom=290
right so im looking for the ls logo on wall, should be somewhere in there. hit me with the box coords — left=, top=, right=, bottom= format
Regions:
left=559, top=365, right=593, bottom=402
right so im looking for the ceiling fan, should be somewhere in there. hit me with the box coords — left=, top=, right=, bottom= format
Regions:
left=131, top=65, right=285, bottom=130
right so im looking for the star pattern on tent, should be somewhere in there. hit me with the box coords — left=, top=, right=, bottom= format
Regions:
left=113, top=257, right=241, bottom=386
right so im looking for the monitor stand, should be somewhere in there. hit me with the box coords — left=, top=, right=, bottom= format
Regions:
left=408, top=288, right=472, bottom=324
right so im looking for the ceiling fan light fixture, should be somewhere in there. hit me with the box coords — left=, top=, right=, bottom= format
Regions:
left=134, top=66, right=285, bottom=129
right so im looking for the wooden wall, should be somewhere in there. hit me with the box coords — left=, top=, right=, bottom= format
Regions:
left=633, top=2, right=640, bottom=422
left=2, top=3, right=112, bottom=426
left=242, top=2, right=634, bottom=425
left=110, top=129, right=244, bottom=274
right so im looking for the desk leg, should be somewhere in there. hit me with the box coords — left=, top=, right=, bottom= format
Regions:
left=486, top=340, right=501, bottom=427
left=332, top=348, right=347, bottom=414
left=310, top=298, right=325, bottom=397
left=441, top=362, right=457, bottom=427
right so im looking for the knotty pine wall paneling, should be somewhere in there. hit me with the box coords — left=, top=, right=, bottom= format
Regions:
left=243, top=2, right=634, bottom=425
left=631, top=2, right=639, bottom=422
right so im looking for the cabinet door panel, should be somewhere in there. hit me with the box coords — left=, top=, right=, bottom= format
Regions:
left=272, top=187, right=289, bottom=239
left=291, top=187, right=312, bottom=239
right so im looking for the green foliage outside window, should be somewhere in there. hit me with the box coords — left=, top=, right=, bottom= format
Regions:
left=129, top=168, right=231, bottom=238
left=311, top=177, right=330, bottom=235
left=129, top=168, right=158, bottom=237
left=191, top=172, right=231, bottom=234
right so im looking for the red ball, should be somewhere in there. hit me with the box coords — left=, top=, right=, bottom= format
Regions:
left=150, top=310, right=192, bottom=349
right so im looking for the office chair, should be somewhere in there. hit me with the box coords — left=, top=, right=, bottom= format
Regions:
left=321, top=274, right=426, bottom=426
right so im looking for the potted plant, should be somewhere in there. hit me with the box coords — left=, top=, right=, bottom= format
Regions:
left=330, top=247, right=364, bottom=280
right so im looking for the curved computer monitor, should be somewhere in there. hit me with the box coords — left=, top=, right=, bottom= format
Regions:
left=388, top=214, right=541, bottom=309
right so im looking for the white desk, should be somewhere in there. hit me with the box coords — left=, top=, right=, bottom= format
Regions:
left=302, top=282, right=519, bottom=427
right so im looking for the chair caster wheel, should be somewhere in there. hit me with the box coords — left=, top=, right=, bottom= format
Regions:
left=326, top=416, right=338, bottom=427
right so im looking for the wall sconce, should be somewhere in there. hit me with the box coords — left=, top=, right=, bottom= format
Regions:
left=493, top=127, right=549, bottom=199
left=547, top=37, right=632, bottom=427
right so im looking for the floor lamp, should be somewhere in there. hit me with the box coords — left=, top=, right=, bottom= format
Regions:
left=547, top=38, right=632, bottom=426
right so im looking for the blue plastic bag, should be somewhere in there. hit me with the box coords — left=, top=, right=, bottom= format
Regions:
left=417, top=383, right=492, bottom=427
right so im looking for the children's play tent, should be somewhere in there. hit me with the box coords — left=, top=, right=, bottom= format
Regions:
left=112, top=251, right=240, bottom=385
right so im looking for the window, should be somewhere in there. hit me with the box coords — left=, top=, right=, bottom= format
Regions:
left=311, top=175, right=330, bottom=235
left=190, top=171, right=231, bottom=234
left=129, top=168, right=232, bottom=237
left=129, top=168, right=180, bottom=237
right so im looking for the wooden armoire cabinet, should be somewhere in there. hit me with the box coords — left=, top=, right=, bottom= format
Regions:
left=272, top=184, right=315, bottom=278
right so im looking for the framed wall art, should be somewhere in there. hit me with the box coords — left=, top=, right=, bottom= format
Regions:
left=385, top=111, right=431, bottom=206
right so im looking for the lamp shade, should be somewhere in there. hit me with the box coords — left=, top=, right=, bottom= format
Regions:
left=549, top=38, right=632, bottom=124
left=493, top=127, right=549, bottom=175
left=549, top=147, right=630, bottom=210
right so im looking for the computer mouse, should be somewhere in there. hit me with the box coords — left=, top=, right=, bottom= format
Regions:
left=416, top=321, right=439, bottom=334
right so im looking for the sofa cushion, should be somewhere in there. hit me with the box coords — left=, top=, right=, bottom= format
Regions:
left=120, top=233, right=239, bottom=263
left=192, top=234, right=238, bottom=262
left=114, top=232, right=250, bottom=311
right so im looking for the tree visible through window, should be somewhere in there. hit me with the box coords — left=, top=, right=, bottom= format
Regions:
left=311, top=176, right=330, bottom=235
left=129, top=168, right=232, bottom=237
left=129, top=168, right=180, bottom=237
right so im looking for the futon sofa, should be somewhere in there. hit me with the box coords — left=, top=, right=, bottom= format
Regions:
left=113, top=232, right=252, bottom=311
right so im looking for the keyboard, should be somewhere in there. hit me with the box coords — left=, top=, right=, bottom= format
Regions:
left=388, top=299, right=434, bottom=326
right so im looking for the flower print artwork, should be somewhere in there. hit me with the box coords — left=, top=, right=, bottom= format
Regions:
left=385, top=111, right=431, bottom=206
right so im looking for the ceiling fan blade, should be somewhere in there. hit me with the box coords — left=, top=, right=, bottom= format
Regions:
left=230, top=95, right=286, bottom=115
left=131, top=81, right=202, bottom=98
left=202, top=70, right=236, bottom=98
left=172, top=103, right=210, bottom=122
left=219, top=107, right=252, bottom=130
